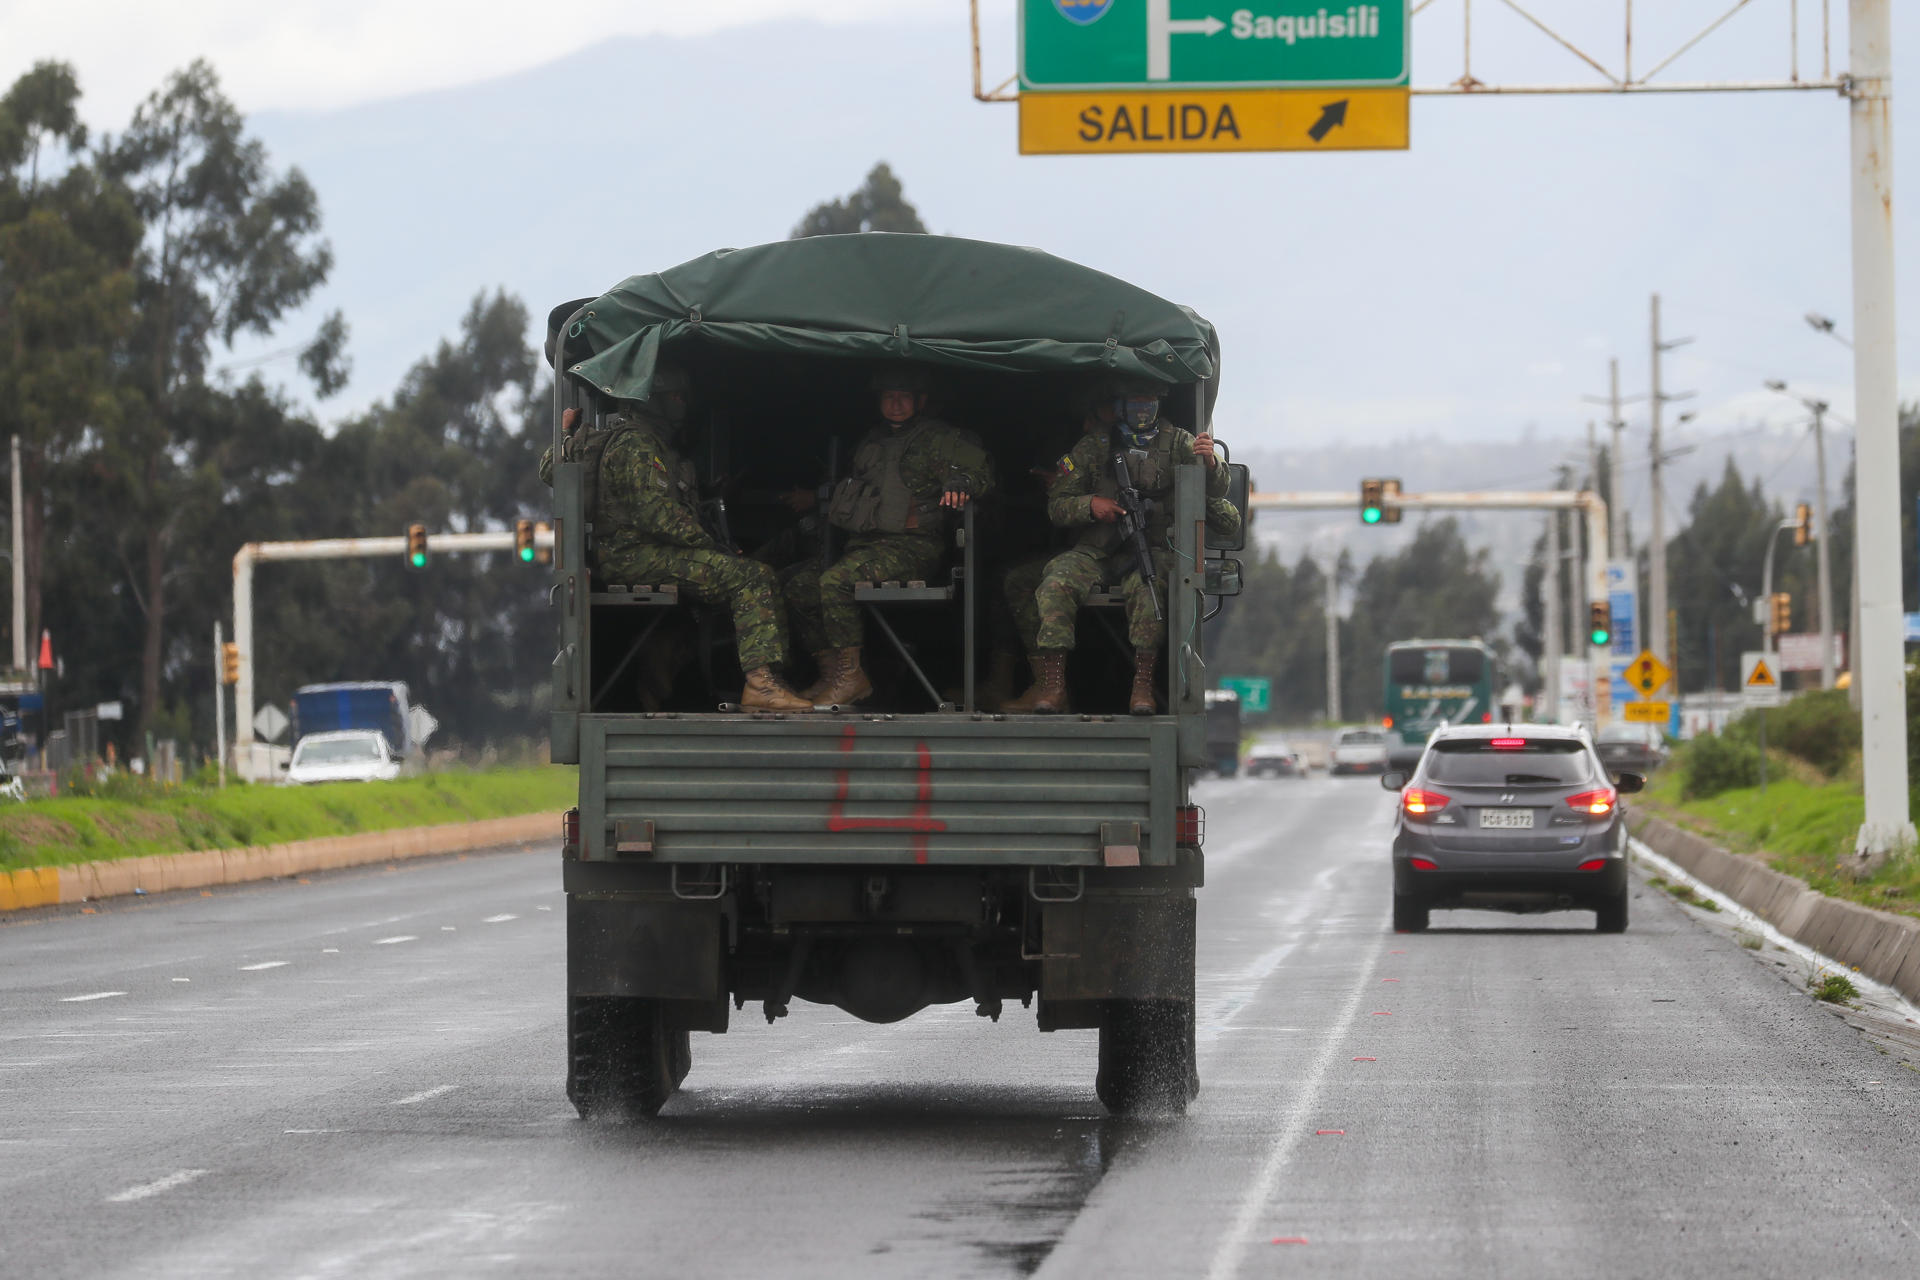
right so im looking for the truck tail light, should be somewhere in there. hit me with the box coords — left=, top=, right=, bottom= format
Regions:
left=1382, top=715, right=1394, bottom=729
left=1402, top=788, right=1450, bottom=816
left=1565, top=788, right=1617, bottom=817
left=562, top=807, right=581, bottom=851
left=1177, top=805, right=1205, bottom=845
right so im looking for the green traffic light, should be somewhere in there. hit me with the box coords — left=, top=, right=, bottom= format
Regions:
left=1590, top=628, right=1609, bottom=646
left=1361, top=507, right=1382, bottom=525
left=519, top=547, right=535, bottom=562
left=411, top=553, right=427, bottom=568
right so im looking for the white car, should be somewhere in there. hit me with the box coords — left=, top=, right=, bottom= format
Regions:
left=1329, top=728, right=1391, bottom=776
left=285, top=730, right=402, bottom=785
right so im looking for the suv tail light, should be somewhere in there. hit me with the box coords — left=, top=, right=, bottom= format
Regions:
left=1402, top=788, right=1450, bottom=816
left=1177, top=805, right=1205, bottom=846
left=1564, top=788, right=1617, bottom=817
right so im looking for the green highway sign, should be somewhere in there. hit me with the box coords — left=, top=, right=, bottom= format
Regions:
left=1022, top=1, right=1410, bottom=91
left=1219, top=675, right=1272, bottom=713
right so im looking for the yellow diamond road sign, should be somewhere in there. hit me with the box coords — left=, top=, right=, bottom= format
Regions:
left=1626, top=650, right=1672, bottom=698
left=1623, top=701, right=1670, bottom=724
left=1018, top=87, right=1410, bottom=155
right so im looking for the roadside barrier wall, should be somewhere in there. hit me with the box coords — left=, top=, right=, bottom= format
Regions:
left=1632, top=812, right=1920, bottom=1007
left=0, top=812, right=560, bottom=913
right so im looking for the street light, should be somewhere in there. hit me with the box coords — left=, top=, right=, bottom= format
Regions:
left=1804, top=312, right=1853, bottom=349
left=1763, top=379, right=1837, bottom=690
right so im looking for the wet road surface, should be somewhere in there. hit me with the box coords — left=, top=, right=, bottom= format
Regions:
left=3, top=776, right=1917, bottom=1277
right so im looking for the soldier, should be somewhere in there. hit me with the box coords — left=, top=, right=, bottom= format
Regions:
left=1025, top=378, right=1234, bottom=715
left=542, top=364, right=813, bottom=713
left=783, top=366, right=996, bottom=706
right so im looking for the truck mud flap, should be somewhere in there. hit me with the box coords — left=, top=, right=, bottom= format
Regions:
left=1037, top=892, right=1195, bottom=1018
left=569, top=895, right=726, bottom=1029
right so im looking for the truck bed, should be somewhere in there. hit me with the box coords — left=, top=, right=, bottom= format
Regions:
left=578, top=713, right=1180, bottom=866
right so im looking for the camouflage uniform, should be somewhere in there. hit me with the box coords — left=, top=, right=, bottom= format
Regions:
left=1033, top=422, right=1232, bottom=651
left=783, top=415, right=997, bottom=652
left=549, top=408, right=792, bottom=672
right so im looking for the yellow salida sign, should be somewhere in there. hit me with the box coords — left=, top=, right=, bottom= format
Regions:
left=1019, top=87, right=1410, bottom=155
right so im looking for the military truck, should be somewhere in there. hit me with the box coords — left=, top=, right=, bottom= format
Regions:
left=545, top=235, right=1249, bottom=1118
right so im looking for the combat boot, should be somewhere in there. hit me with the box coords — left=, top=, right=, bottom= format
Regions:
left=817, top=646, right=873, bottom=707
left=798, top=649, right=840, bottom=702
left=978, top=648, right=1020, bottom=712
left=1029, top=651, right=1070, bottom=715
left=1128, top=649, right=1159, bottom=716
left=1000, top=654, right=1053, bottom=713
left=741, top=668, right=814, bottom=713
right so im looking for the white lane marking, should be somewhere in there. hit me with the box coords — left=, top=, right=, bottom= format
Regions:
left=239, top=961, right=288, bottom=971
left=106, top=1168, right=208, bottom=1203
left=392, top=1083, right=459, bottom=1106
left=373, top=936, right=417, bottom=945
left=1204, top=927, right=1387, bottom=1280
left=535, top=906, right=552, bottom=912
left=483, top=914, right=517, bottom=923
left=282, top=1128, right=340, bottom=1135
left=322, top=948, right=339, bottom=954
left=440, top=926, right=456, bottom=932
left=171, top=978, right=190, bottom=983
left=1629, top=839, right=1920, bottom=1021
left=61, top=992, right=126, bottom=1003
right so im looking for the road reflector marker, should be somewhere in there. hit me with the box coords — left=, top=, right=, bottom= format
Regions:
left=1381, top=977, right=1400, bottom=982
left=1371, top=1010, right=1392, bottom=1015
left=1352, top=1056, right=1376, bottom=1061
left=1271, top=1237, right=1310, bottom=1245
left=1314, top=1129, right=1345, bottom=1135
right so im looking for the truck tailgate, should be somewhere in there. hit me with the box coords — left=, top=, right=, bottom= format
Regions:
left=579, top=714, right=1179, bottom=865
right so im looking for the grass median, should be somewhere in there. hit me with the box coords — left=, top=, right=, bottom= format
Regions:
left=1641, top=768, right=1920, bottom=919
left=0, top=767, right=576, bottom=873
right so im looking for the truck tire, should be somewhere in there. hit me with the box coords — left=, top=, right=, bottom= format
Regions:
left=1391, top=894, right=1429, bottom=933
left=1096, top=1000, right=1195, bottom=1117
left=567, top=996, right=691, bottom=1121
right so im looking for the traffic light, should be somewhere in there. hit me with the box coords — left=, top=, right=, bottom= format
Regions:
left=220, top=642, right=240, bottom=685
left=406, top=523, right=429, bottom=569
left=514, top=517, right=537, bottom=563
left=1359, top=479, right=1384, bottom=524
left=1588, top=601, right=1611, bottom=647
left=1378, top=478, right=1403, bottom=524
left=533, top=520, right=553, bottom=565
left=1359, top=478, right=1405, bottom=525
left=1771, top=592, right=1792, bottom=634
left=1794, top=501, right=1812, bottom=546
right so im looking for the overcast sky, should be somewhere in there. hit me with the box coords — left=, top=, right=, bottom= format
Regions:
left=4, top=0, right=1914, bottom=477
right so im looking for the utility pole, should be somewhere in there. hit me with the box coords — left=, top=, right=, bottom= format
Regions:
left=1324, top=566, right=1341, bottom=723
left=1648, top=295, right=1693, bottom=670
left=1545, top=510, right=1562, bottom=721
left=1811, top=401, right=1836, bottom=690
left=1847, top=0, right=1912, bottom=861
left=9, top=435, right=23, bottom=672
left=1607, top=362, right=1626, bottom=561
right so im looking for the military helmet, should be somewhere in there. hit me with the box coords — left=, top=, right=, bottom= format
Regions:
left=647, top=361, right=692, bottom=425
left=870, top=365, right=931, bottom=395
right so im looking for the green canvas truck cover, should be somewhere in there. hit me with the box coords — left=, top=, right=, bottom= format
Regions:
left=548, top=233, right=1220, bottom=405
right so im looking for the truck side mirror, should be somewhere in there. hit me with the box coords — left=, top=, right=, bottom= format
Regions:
left=1203, top=557, right=1243, bottom=597
left=1207, top=462, right=1252, bottom=552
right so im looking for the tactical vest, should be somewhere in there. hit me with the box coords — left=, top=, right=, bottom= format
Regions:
left=827, top=421, right=940, bottom=537
left=579, top=412, right=693, bottom=530
left=1082, top=427, right=1180, bottom=553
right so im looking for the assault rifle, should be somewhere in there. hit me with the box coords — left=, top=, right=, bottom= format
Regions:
left=1111, top=448, right=1163, bottom=622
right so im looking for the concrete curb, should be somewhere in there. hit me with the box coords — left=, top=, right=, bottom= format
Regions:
left=0, top=811, right=560, bottom=913
left=1632, top=811, right=1920, bottom=1005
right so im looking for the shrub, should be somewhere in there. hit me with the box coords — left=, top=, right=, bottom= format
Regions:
left=1724, top=689, right=1859, bottom=777
left=1678, top=732, right=1761, bottom=799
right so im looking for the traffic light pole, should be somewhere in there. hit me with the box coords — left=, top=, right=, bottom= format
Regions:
left=228, top=528, right=553, bottom=779
left=1250, top=487, right=1612, bottom=721
left=1761, top=518, right=1797, bottom=656
left=213, top=620, right=226, bottom=789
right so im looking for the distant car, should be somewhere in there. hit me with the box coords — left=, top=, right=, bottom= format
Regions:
left=1329, top=728, right=1390, bottom=775
left=1382, top=723, right=1644, bottom=934
left=285, top=730, right=402, bottom=785
left=1595, top=722, right=1667, bottom=776
left=1245, top=740, right=1306, bottom=778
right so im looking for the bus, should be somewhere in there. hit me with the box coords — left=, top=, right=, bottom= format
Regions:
left=1382, top=639, right=1498, bottom=752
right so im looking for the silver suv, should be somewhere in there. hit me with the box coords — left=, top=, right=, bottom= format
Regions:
left=1380, top=724, right=1644, bottom=933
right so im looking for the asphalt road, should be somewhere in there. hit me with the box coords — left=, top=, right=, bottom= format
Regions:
left=4, top=776, right=1918, bottom=1278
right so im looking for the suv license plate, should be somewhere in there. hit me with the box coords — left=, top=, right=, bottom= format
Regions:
left=1479, top=809, right=1534, bottom=829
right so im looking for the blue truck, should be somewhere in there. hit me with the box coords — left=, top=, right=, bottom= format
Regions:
left=290, top=682, right=420, bottom=761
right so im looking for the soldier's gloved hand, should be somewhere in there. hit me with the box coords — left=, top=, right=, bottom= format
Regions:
left=1089, top=496, right=1124, bottom=523
left=1192, top=432, right=1218, bottom=468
